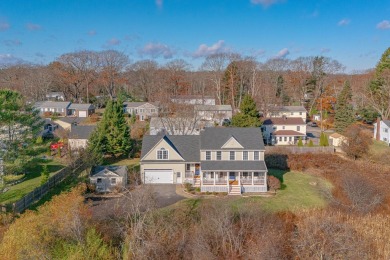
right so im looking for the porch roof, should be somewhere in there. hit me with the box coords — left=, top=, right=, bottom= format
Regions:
left=200, top=161, right=267, bottom=171
left=273, top=130, right=305, bottom=136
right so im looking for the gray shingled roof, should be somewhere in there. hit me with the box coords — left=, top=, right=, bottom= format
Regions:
left=201, top=161, right=267, bottom=171
left=69, top=103, right=94, bottom=110
left=55, top=117, right=87, bottom=125
left=263, top=117, right=305, bottom=125
left=141, top=135, right=200, bottom=162
left=200, top=128, right=265, bottom=150
left=34, top=101, right=71, bottom=109
left=91, top=165, right=127, bottom=177
left=269, top=106, right=307, bottom=112
left=69, top=125, right=96, bottom=139
left=383, top=120, right=390, bottom=128
left=123, top=102, right=159, bottom=108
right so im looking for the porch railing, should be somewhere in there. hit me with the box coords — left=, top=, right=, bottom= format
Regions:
left=185, top=171, right=194, bottom=178
left=253, top=178, right=265, bottom=185
left=203, top=178, right=227, bottom=184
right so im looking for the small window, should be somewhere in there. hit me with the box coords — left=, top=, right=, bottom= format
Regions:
left=177, top=172, right=181, bottom=177
left=243, top=172, right=249, bottom=177
left=289, top=137, right=292, bottom=141
left=157, top=148, right=168, bottom=160
left=216, top=151, right=222, bottom=160
left=206, top=151, right=211, bottom=160
left=230, top=151, right=235, bottom=160
left=284, top=137, right=287, bottom=141
left=111, top=178, right=116, bottom=185
left=385, top=128, right=388, bottom=133
left=291, top=112, right=294, bottom=115
left=97, top=178, right=102, bottom=183
left=282, top=126, right=285, bottom=130
left=243, top=151, right=248, bottom=161
left=186, top=164, right=191, bottom=171
left=299, top=112, right=302, bottom=115
left=297, top=126, right=300, bottom=131
left=279, top=136, right=282, bottom=141
left=254, top=151, right=259, bottom=160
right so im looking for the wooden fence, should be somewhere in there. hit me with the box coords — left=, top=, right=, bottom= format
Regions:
left=265, top=146, right=335, bottom=154
left=1, top=159, right=85, bottom=214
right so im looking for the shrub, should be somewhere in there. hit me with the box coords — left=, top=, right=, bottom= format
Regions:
left=308, top=140, right=314, bottom=147
left=184, top=182, right=193, bottom=192
left=195, top=187, right=201, bottom=193
left=40, top=165, right=50, bottom=185
left=206, top=191, right=211, bottom=195
left=297, top=137, right=303, bottom=147
left=267, top=175, right=281, bottom=193
left=36, top=136, right=43, bottom=144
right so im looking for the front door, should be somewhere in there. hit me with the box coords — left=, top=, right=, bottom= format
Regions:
left=176, top=172, right=182, bottom=183
left=229, top=172, right=236, bottom=180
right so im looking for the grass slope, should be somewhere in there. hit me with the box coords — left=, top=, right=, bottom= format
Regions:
left=0, top=158, right=65, bottom=204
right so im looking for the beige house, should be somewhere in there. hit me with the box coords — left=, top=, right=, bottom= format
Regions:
left=141, top=128, right=268, bottom=195
left=123, top=102, right=159, bottom=121
left=68, top=125, right=96, bottom=150
left=194, top=104, right=233, bottom=123
left=266, top=106, right=307, bottom=119
left=90, top=166, right=128, bottom=192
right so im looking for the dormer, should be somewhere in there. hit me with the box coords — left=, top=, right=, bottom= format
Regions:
left=221, top=136, right=244, bottom=149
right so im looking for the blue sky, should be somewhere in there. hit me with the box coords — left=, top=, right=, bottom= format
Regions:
left=0, top=0, right=389, bottom=72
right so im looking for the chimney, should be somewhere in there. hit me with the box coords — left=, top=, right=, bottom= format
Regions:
left=376, top=117, right=381, bottom=141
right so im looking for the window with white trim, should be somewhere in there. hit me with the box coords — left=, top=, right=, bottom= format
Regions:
left=243, top=151, right=248, bottom=161
left=157, top=148, right=168, bottom=160
left=186, top=164, right=191, bottom=171
left=297, top=126, right=300, bottom=131
left=206, top=151, right=211, bottom=160
left=229, top=151, right=235, bottom=160
left=111, top=178, right=117, bottom=185
left=216, top=151, right=222, bottom=160
left=254, top=151, right=259, bottom=160
left=97, top=178, right=102, bottom=183
left=385, top=128, right=388, bottom=133
left=282, top=126, right=285, bottom=130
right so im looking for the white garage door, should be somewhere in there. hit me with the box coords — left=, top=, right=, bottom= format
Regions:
left=79, top=111, right=87, bottom=117
left=144, top=170, right=173, bottom=184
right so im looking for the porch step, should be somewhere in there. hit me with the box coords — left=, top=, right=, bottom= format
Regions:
left=194, top=178, right=201, bottom=187
left=229, top=186, right=242, bottom=196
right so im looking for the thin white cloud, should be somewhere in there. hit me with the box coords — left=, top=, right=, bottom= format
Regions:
left=156, top=0, right=163, bottom=8
left=0, top=22, right=10, bottom=31
left=3, top=39, right=22, bottom=47
left=88, top=30, right=96, bottom=36
left=106, top=38, right=121, bottom=46
left=320, top=48, right=331, bottom=54
left=251, top=0, right=283, bottom=7
left=139, top=42, right=175, bottom=59
left=193, top=40, right=229, bottom=58
left=377, top=20, right=390, bottom=30
left=0, top=54, right=26, bottom=66
left=275, top=48, right=289, bottom=58
left=26, top=23, right=42, bottom=31
left=338, top=18, right=350, bottom=26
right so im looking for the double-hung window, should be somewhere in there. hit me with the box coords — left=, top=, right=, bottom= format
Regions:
left=216, top=151, right=222, bottom=160
left=254, top=151, right=259, bottom=160
left=206, top=151, right=211, bottom=160
left=229, top=151, right=235, bottom=160
left=157, top=148, right=168, bottom=160
left=243, top=151, right=248, bottom=161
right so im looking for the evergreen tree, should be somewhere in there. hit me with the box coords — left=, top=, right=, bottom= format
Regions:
left=88, top=99, right=132, bottom=161
left=231, top=94, right=261, bottom=127
left=297, top=137, right=303, bottom=147
left=334, top=81, right=355, bottom=133
left=308, top=139, right=314, bottom=147
left=40, top=165, right=49, bottom=185
left=319, top=132, right=329, bottom=147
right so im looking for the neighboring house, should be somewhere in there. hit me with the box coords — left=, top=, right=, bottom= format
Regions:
left=90, top=165, right=128, bottom=192
left=54, top=117, right=87, bottom=131
left=68, top=103, right=95, bottom=117
left=266, top=106, right=307, bottom=120
left=123, top=102, right=159, bottom=121
left=374, top=120, right=390, bottom=145
left=313, top=114, right=321, bottom=121
left=194, top=105, right=232, bottom=123
left=329, top=133, right=346, bottom=147
left=262, top=116, right=306, bottom=145
left=68, top=125, right=96, bottom=150
left=46, top=91, right=65, bottom=101
left=43, top=118, right=58, bottom=133
left=171, top=95, right=216, bottom=105
left=149, top=117, right=213, bottom=135
left=34, top=101, right=71, bottom=117
left=141, top=127, right=268, bottom=195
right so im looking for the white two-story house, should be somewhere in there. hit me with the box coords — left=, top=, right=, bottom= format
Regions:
left=266, top=106, right=307, bottom=120
left=140, top=128, right=268, bottom=195
left=262, top=116, right=306, bottom=145
left=374, top=120, right=390, bottom=145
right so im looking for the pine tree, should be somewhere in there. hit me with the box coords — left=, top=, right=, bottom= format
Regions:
left=334, top=81, right=355, bottom=133
left=88, top=99, right=132, bottom=161
left=308, top=139, right=314, bottom=147
left=319, top=132, right=329, bottom=147
left=231, top=94, right=261, bottom=127
left=40, top=165, right=49, bottom=185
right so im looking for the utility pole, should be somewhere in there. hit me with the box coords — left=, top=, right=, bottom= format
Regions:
left=0, top=157, right=4, bottom=186
left=320, top=97, right=323, bottom=132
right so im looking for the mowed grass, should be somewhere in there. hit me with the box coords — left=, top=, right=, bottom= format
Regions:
left=173, top=169, right=331, bottom=213
left=0, top=158, right=65, bottom=205
left=369, top=140, right=390, bottom=157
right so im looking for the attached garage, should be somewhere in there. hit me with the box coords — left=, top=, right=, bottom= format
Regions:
left=144, top=170, right=173, bottom=184
left=79, top=111, right=87, bottom=117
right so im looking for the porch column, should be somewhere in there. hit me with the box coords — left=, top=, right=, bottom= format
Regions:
left=238, top=172, right=241, bottom=186
left=213, top=172, right=216, bottom=185
left=252, top=172, right=254, bottom=185
left=226, top=172, right=229, bottom=187
left=200, top=170, right=203, bottom=185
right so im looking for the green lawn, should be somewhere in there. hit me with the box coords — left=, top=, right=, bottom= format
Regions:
left=174, top=169, right=331, bottom=213
left=0, top=158, right=65, bottom=205
left=369, top=140, right=390, bottom=156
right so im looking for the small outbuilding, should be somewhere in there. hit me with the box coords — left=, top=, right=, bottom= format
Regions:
left=329, top=133, right=346, bottom=147
left=90, top=165, right=128, bottom=192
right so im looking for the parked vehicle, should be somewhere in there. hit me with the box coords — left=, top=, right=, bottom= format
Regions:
left=308, top=122, right=318, bottom=127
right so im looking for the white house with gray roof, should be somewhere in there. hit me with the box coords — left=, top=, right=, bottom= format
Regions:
left=266, top=106, right=307, bottom=119
left=90, top=165, right=128, bottom=192
left=68, top=125, right=96, bottom=150
left=140, top=127, right=268, bottom=195
left=194, top=104, right=232, bottom=123
left=123, top=102, right=159, bottom=121
left=34, top=101, right=71, bottom=117
left=68, top=103, right=95, bottom=117
left=374, top=120, right=390, bottom=145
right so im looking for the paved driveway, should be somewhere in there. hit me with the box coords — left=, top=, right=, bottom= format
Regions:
left=149, top=184, right=185, bottom=208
